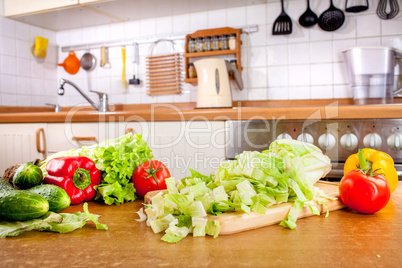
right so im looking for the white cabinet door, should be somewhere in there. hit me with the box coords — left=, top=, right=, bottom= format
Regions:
left=79, top=0, right=113, bottom=4
left=4, top=0, right=79, bottom=17
left=0, top=123, right=47, bottom=174
left=46, top=122, right=121, bottom=154
left=121, top=121, right=226, bottom=180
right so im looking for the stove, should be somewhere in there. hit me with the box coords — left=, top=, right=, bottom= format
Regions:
left=225, top=119, right=402, bottom=180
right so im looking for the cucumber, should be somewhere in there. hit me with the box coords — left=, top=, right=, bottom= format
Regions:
left=13, top=162, right=43, bottom=190
left=28, top=184, right=71, bottom=212
left=0, top=178, right=14, bottom=191
left=0, top=190, right=49, bottom=221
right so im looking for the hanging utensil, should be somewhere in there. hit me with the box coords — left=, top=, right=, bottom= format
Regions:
left=100, top=46, right=111, bottom=68
left=129, top=42, right=140, bottom=85
left=272, top=0, right=292, bottom=35
left=80, top=51, right=96, bottom=71
left=299, top=0, right=318, bottom=27
left=122, top=46, right=128, bottom=89
left=345, top=0, right=369, bottom=13
left=318, top=0, right=345, bottom=32
left=146, top=39, right=182, bottom=95
left=58, top=51, right=80, bottom=75
left=377, top=0, right=399, bottom=20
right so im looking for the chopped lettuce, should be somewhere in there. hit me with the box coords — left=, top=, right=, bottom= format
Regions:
left=38, top=133, right=153, bottom=205
left=143, top=139, right=332, bottom=243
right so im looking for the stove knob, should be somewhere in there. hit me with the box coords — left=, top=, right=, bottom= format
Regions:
left=363, top=133, right=382, bottom=149
left=276, top=133, right=292, bottom=140
left=387, top=133, right=402, bottom=151
left=318, top=133, right=336, bottom=150
left=297, top=133, right=314, bottom=144
left=340, top=133, right=358, bottom=150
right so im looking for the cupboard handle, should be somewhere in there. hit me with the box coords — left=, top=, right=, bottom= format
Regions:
left=36, top=128, right=47, bottom=158
left=72, top=136, right=96, bottom=141
left=125, top=128, right=134, bottom=135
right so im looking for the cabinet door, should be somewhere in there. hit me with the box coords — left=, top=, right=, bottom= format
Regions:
left=0, top=124, right=47, bottom=174
left=120, top=121, right=226, bottom=179
left=4, top=0, right=79, bottom=17
left=47, top=122, right=120, bottom=154
left=79, top=0, right=114, bottom=4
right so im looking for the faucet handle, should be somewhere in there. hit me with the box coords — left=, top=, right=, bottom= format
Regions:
left=90, top=90, right=107, bottom=97
left=45, top=103, right=61, bottom=112
left=89, top=91, right=108, bottom=112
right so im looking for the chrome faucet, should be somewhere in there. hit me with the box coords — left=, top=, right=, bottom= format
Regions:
left=58, top=78, right=108, bottom=112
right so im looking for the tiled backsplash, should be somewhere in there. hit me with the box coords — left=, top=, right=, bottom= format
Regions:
left=1, top=0, right=401, bottom=107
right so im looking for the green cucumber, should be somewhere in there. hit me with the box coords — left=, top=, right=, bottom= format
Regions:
left=0, top=178, right=14, bottom=191
left=28, top=184, right=71, bottom=212
left=13, top=162, right=43, bottom=190
left=0, top=190, right=49, bottom=221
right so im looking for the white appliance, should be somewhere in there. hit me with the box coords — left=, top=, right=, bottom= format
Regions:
left=194, top=58, right=243, bottom=108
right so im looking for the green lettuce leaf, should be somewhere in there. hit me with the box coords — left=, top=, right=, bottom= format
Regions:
left=0, top=203, right=107, bottom=238
left=83, top=202, right=108, bottom=230
left=0, top=212, right=62, bottom=238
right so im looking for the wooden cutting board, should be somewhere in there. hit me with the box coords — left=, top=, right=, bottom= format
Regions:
left=144, top=180, right=345, bottom=235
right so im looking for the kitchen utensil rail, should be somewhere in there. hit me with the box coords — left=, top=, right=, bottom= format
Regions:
left=60, top=24, right=259, bottom=53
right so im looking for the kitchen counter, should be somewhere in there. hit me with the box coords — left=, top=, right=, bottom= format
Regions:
left=0, top=100, right=401, bottom=123
left=1, top=184, right=401, bottom=267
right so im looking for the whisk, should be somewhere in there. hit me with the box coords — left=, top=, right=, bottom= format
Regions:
left=377, top=0, right=400, bottom=20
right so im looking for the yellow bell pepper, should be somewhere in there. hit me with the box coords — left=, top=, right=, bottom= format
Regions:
left=344, top=148, right=398, bottom=193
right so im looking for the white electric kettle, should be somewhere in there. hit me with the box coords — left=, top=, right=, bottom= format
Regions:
left=194, top=58, right=244, bottom=108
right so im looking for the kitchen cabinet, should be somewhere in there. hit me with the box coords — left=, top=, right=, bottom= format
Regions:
left=120, top=121, right=226, bottom=178
left=46, top=122, right=120, bottom=154
left=4, top=0, right=113, bottom=17
left=0, top=123, right=47, bottom=173
left=184, top=27, right=243, bottom=83
left=44, top=120, right=225, bottom=178
left=4, top=0, right=78, bottom=17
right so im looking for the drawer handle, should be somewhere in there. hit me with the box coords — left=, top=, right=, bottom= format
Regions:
left=36, top=128, right=47, bottom=157
left=125, top=128, right=134, bottom=135
left=72, top=136, right=96, bottom=141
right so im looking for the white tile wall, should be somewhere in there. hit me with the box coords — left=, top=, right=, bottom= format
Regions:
left=0, top=0, right=402, bottom=107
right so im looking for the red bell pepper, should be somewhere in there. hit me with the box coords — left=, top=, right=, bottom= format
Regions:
left=44, top=156, right=101, bottom=205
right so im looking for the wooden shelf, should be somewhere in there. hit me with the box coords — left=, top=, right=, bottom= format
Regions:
left=183, top=27, right=242, bottom=83
left=183, top=49, right=238, bottom=57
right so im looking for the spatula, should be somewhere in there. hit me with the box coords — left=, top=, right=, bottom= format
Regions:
left=272, top=0, right=292, bottom=35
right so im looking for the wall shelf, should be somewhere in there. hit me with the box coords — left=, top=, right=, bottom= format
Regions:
left=183, top=27, right=242, bottom=84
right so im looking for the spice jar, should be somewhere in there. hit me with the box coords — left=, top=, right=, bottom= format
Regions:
left=220, top=34, right=228, bottom=50
left=204, top=36, right=212, bottom=51
left=229, top=33, right=236, bottom=50
left=212, top=35, right=220, bottom=51
left=188, top=38, right=195, bottom=53
left=195, top=37, right=204, bottom=52
left=188, top=62, right=197, bottom=78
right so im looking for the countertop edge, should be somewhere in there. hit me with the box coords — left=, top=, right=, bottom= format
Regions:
left=0, top=103, right=401, bottom=123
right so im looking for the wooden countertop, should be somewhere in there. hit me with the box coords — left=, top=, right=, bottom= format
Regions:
left=1, top=184, right=401, bottom=267
left=0, top=100, right=401, bottom=123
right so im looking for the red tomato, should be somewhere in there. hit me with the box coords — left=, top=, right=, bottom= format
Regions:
left=339, top=170, right=391, bottom=214
left=132, top=160, right=170, bottom=197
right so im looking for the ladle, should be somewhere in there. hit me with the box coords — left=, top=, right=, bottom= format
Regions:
left=299, top=0, right=318, bottom=27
